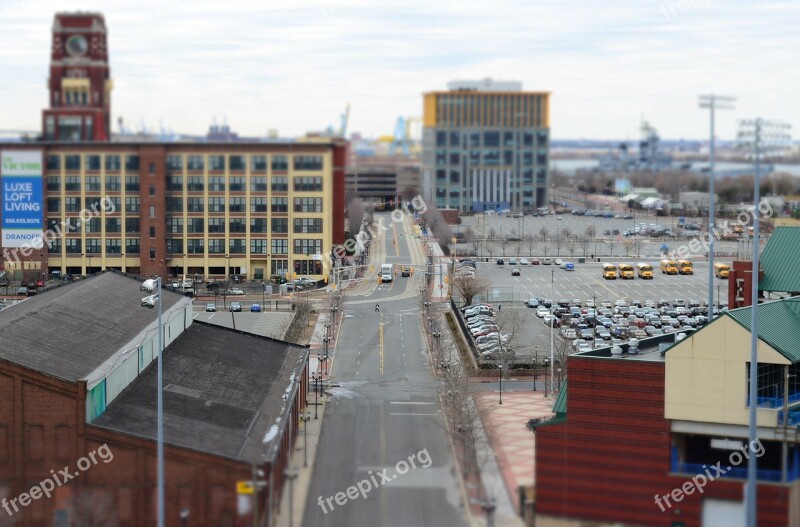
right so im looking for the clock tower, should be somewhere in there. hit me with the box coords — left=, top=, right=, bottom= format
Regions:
left=42, top=12, right=113, bottom=141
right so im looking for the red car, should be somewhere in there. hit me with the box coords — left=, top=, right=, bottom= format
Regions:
left=531, top=258, right=541, bottom=265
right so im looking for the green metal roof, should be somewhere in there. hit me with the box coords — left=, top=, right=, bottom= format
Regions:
left=552, top=380, right=568, bottom=417
left=726, top=297, right=800, bottom=363
left=760, top=227, right=800, bottom=293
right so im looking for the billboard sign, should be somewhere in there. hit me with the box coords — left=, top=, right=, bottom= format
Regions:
left=1, top=150, right=44, bottom=248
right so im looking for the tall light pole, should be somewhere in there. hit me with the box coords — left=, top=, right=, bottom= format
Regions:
left=698, top=95, right=735, bottom=322
left=737, top=117, right=791, bottom=527
left=140, top=278, right=165, bottom=527
left=549, top=269, right=555, bottom=397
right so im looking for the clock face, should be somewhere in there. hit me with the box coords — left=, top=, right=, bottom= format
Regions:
left=66, top=35, right=88, bottom=56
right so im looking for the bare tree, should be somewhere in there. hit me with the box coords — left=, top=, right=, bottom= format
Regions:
left=541, top=241, right=550, bottom=258
left=553, top=232, right=565, bottom=257
left=567, top=237, right=578, bottom=258
left=524, top=234, right=536, bottom=256
left=484, top=242, right=496, bottom=259
left=451, top=274, right=489, bottom=307
left=585, top=225, right=596, bottom=239
left=510, top=240, right=522, bottom=258
left=603, top=238, right=619, bottom=257
left=579, top=236, right=591, bottom=258
left=493, top=309, right=529, bottom=371
left=538, top=227, right=549, bottom=242
left=285, top=290, right=314, bottom=343
left=346, top=192, right=367, bottom=234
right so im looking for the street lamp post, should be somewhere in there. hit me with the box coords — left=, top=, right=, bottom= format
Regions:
left=139, top=278, right=165, bottom=527
left=533, top=346, right=538, bottom=391
left=312, top=371, right=320, bottom=419
left=550, top=270, right=555, bottom=397
left=300, top=412, right=311, bottom=467
left=498, top=365, right=503, bottom=405
left=284, top=469, right=298, bottom=527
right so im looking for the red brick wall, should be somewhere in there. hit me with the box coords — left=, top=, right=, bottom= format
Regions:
left=139, top=146, right=167, bottom=278
left=535, top=356, right=792, bottom=526
left=332, top=141, right=347, bottom=245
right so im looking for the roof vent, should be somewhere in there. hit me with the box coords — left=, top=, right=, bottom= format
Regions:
left=611, top=345, right=623, bottom=356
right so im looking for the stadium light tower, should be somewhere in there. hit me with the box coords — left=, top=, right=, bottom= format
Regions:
left=737, top=118, right=791, bottom=527
left=698, top=94, right=735, bottom=320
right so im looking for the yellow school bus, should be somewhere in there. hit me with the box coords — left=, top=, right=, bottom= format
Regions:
left=677, top=259, right=694, bottom=275
left=618, top=263, right=635, bottom=279
left=714, top=263, right=730, bottom=279
left=636, top=263, right=654, bottom=279
left=660, top=259, right=678, bottom=275
left=602, top=263, right=618, bottom=280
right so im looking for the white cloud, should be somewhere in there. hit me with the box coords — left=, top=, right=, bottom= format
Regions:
left=0, top=0, right=797, bottom=140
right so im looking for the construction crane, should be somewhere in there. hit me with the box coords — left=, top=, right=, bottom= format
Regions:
left=339, top=103, right=350, bottom=137
left=386, top=116, right=421, bottom=157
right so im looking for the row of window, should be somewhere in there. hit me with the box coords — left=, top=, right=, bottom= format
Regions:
left=167, top=154, right=323, bottom=172
left=45, top=154, right=324, bottom=172
left=435, top=130, right=549, bottom=148
left=48, top=238, right=322, bottom=256
left=46, top=175, right=323, bottom=193
left=46, top=197, right=323, bottom=214
left=435, top=149, right=548, bottom=167
left=434, top=169, right=547, bottom=184
left=47, top=155, right=139, bottom=172
left=45, top=217, right=323, bottom=235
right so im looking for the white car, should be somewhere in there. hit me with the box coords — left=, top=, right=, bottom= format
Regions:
left=226, top=288, right=245, bottom=295
left=520, top=258, right=530, bottom=265
left=615, top=299, right=628, bottom=307
left=554, top=258, right=563, bottom=266
left=536, top=306, right=550, bottom=318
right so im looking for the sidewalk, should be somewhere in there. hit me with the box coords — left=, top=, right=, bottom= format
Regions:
left=273, top=313, right=332, bottom=527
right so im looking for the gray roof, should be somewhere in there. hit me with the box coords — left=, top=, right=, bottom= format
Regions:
left=92, top=321, right=308, bottom=463
left=0, top=272, right=186, bottom=381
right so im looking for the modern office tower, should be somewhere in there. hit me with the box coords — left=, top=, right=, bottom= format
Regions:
left=422, top=78, right=551, bottom=212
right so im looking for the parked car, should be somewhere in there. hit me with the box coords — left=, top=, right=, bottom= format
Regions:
left=509, top=257, right=517, bottom=265
left=226, top=288, right=245, bottom=296
left=554, top=258, right=563, bottom=266
left=531, top=258, right=540, bottom=265
left=536, top=306, right=550, bottom=318
left=542, top=258, right=552, bottom=265
left=250, top=303, right=262, bottom=312
left=229, top=302, right=242, bottom=312
left=520, top=258, right=530, bottom=265
left=205, top=303, right=217, bottom=312
left=525, top=298, right=539, bottom=308
left=496, top=258, right=504, bottom=265
left=511, top=268, right=521, bottom=276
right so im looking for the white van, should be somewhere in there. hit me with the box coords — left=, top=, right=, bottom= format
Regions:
left=380, top=263, right=394, bottom=282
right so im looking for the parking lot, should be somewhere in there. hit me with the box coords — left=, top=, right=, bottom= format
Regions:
left=457, top=212, right=743, bottom=258
left=460, top=259, right=731, bottom=363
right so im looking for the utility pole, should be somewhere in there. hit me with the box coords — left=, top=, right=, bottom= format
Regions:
left=698, top=95, right=735, bottom=320
left=737, top=117, right=791, bottom=527
left=549, top=269, right=555, bottom=397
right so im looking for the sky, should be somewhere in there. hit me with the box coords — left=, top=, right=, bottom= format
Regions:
left=0, top=0, right=798, bottom=141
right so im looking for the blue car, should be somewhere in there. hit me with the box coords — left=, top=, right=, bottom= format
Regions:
left=564, top=262, right=575, bottom=271
left=250, top=303, right=262, bottom=312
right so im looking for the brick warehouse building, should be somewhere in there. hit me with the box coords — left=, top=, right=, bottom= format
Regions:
left=1, top=12, right=346, bottom=283
left=0, top=272, right=311, bottom=526
left=535, top=325, right=799, bottom=526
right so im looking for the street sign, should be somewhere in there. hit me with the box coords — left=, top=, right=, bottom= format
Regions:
left=237, top=481, right=254, bottom=495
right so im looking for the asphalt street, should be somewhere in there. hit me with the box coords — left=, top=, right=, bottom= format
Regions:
left=304, top=213, right=467, bottom=527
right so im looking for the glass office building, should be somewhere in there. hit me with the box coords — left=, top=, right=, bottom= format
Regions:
left=422, top=80, right=550, bottom=212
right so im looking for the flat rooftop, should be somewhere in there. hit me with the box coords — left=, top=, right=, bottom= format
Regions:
left=575, top=331, right=695, bottom=362
left=92, top=321, right=307, bottom=463
left=0, top=272, right=187, bottom=381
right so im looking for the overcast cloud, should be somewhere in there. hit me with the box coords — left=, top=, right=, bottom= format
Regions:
left=0, top=0, right=797, bottom=140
